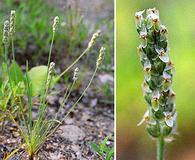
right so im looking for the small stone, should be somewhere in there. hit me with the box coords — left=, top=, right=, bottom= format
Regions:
left=58, top=125, right=85, bottom=142
left=98, top=74, right=113, bottom=84
left=90, top=99, right=97, bottom=107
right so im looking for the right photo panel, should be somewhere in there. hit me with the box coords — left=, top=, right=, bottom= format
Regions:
left=116, top=0, right=195, bottom=160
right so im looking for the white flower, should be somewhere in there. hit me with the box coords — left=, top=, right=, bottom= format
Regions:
left=137, top=110, right=149, bottom=126
left=135, top=10, right=145, bottom=20
left=163, top=71, right=171, bottom=80
left=146, top=8, right=159, bottom=16
left=140, top=28, right=147, bottom=39
left=164, top=112, right=177, bottom=127
left=164, top=61, right=175, bottom=75
left=150, top=13, right=159, bottom=23
left=142, top=81, right=152, bottom=94
left=160, top=25, right=167, bottom=34
left=155, top=47, right=169, bottom=62
left=168, top=89, right=176, bottom=103
left=138, top=110, right=156, bottom=126
left=135, top=10, right=145, bottom=27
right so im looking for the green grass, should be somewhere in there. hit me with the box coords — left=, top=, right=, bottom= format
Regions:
left=0, top=0, right=88, bottom=61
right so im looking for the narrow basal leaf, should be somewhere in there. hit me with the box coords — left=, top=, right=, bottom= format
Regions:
left=10, top=61, right=24, bottom=84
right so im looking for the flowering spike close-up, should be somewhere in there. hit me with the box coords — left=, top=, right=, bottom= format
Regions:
left=135, top=8, right=177, bottom=160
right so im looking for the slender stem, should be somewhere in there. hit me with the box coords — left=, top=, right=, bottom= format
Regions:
left=63, top=68, right=97, bottom=119
left=38, top=31, right=55, bottom=118
left=157, top=136, right=165, bottom=160
left=4, top=45, right=10, bottom=77
left=11, top=37, right=15, bottom=61
left=11, top=36, right=18, bottom=82
left=46, top=67, right=98, bottom=138
left=39, top=30, right=55, bottom=105
left=55, top=47, right=90, bottom=82
left=4, top=44, right=8, bottom=64
left=47, top=80, right=75, bottom=131
left=47, top=31, right=55, bottom=68
left=54, top=80, right=75, bottom=120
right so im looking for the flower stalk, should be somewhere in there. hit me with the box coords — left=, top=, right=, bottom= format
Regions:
left=157, top=136, right=164, bottom=160
left=54, top=30, right=101, bottom=82
left=135, top=8, right=177, bottom=160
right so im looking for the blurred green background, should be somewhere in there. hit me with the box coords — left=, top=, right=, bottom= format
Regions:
left=116, top=0, right=195, bottom=159
left=0, top=0, right=114, bottom=104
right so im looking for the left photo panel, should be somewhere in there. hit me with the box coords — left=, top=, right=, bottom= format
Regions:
left=0, top=0, right=114, bottom=159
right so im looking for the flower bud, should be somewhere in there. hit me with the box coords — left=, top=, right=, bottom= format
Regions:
left=151, top=91, right=160, bottom=111
left=2, top=20, right=10, bottom=45
left=162, top=124, right=172, bottom=136
left=96, top=47, right=105, bottom=68
left=53, top=16, right=59, bottom=32
left=146, top=123, right=161, bottom=138
left=46, top=62, right=55, bottom=86
left=73, top=67, right=79, bottom=81
left=10, top=10, right=16, bottom=35
left=88, top=30, right=101, bottom=49
left=163, top=78, right=172, bottom=91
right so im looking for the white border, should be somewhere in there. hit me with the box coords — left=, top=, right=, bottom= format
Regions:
left=114, top=0, right=116, bottom=159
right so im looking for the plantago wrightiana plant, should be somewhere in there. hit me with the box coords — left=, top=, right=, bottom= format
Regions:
left=135, top=8, right=177, bottom=160
left=3, top=10, right=105, bottom=159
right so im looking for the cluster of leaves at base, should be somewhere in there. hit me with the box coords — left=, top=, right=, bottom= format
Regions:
left=0, top=0, right=88, bottom=61
left=90, top=135, right=114, bottom=160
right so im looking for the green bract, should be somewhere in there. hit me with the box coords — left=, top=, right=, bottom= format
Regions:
left=135, top=8, right=177, bottom=139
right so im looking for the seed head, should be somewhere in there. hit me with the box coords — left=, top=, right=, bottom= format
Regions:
left=96, top=47, right=105, bottom=68
left=47, top=62, right=55, bottom=86
left=88, top=30, right=101, bottom=49
left=73, top=67, right=79, bottom=81
left=10, top=10, right=16, bottom=35
left=53, top=16, right=59, bottom=32
left=2, top=20, right=10, bottom=45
